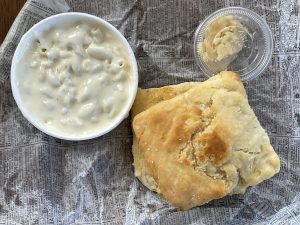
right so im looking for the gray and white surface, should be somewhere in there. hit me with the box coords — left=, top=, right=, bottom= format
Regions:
left=0, top=0, right=300, bottom=224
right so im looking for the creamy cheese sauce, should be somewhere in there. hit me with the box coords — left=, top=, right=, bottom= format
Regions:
left=17, top=22, right=132, bottom=136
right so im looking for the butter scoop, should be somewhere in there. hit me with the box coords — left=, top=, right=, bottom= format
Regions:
left=194, top=7, right=273, bottom=82
left=199, top=15, right=247, bottom=72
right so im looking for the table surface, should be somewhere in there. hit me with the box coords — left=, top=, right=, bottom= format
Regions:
left=0, top=0, right=26, bottom=44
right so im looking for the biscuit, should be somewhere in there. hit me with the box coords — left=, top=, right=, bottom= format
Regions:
left=131, top=71, right=280, bottom=210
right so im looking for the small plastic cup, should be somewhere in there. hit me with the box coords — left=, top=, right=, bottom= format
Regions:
left=194, top=7, right=273, bottom=82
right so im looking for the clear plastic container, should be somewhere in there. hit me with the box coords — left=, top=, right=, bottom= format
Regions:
left=194, top=7, right=273, bottom=82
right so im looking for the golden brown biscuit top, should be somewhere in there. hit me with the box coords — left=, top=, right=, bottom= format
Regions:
left=132, top=71, right=280, bottom=210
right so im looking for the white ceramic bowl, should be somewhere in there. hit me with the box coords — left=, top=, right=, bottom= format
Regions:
left=11, top=12, right=138, bottom=141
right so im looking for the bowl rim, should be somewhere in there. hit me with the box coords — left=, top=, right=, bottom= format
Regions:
left=194, top=6, right=274, bottom=82
left=11, top=12, right=138, bottom=141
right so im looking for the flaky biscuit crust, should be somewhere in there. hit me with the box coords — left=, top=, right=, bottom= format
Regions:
left=131, top=71, right=280, bottom=210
